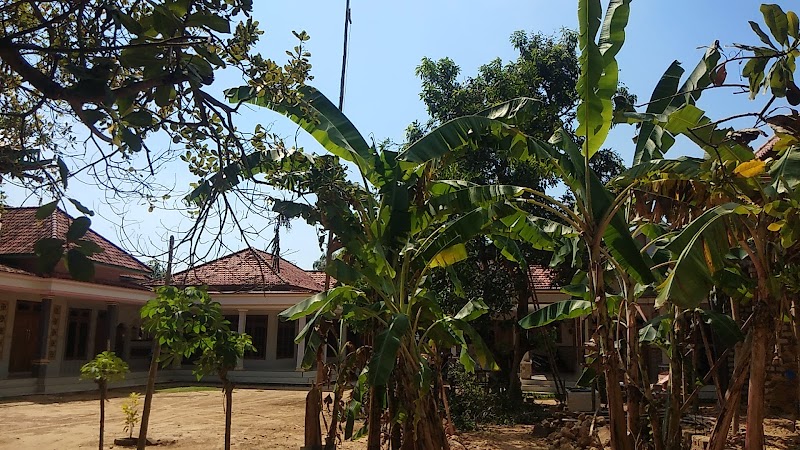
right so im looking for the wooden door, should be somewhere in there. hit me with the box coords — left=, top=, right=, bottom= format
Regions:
left=9, top=301, right=41, bottom=374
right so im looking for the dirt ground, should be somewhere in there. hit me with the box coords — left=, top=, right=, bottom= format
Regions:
left=0, top=386, right=797, bottom=450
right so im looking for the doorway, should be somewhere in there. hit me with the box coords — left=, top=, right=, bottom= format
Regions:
left=8, top=301, right=42, bottom=374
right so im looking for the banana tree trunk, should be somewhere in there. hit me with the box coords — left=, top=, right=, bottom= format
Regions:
left=394, top=349, right=449, bottom=450
left=324, top=379, right=345, bottom=450
left=366, top=384, right=382, bottom=450
left=745, top=300, right=769, bottom=450
left=305, top=386, right=323, bottom=450
left=592, top=261, right=633, bottom=450
left=708, top=333, right=753, bottom=450
left=625, top=302, right=642, bottom=445
left=665, top=308, right=683, bottom=450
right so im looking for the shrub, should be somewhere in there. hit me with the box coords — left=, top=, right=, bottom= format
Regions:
left=122, top=392, right=141, bottom=439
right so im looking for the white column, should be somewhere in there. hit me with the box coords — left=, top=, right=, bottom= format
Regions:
left=237, top=310, right=247, bottom=370
left=295, top=316, right=306, bottom=371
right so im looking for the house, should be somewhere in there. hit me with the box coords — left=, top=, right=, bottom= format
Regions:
left=167, top=248, right=324, bottom=385
left=0, top=208, right=328, bottom=396
left=0, top=207, right=153, bottom=396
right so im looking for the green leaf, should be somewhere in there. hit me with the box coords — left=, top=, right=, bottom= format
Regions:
left=576, top=0, right=630, bottom=158
left=401, top=115, right=524, bottom=163
left=226, top=85, right=377, bottom=182
left=656, top=203, right=741, bottom=308
left=36, top=201, right=58, bottom=220
left=428, top=243, right=468, bottom=269
left=697, top=310, right=744, bottom=348
left=66, top=216, right=91, bottom=242
left=76, top=239, right=104, bottom=256
left=519, top=300, right=593, bottom=329
left=788, top=11, right=799, bottom=39
left=761, top=4, right=790, bottom=47
left=575, top=365, right=597, bottom=387
left=66, top=248, right=95, bottom=281
left=186, top=12, right=230, bottom=33
left=475, top=97, right=540, bottom=124
left=34, top=237, right=65, bottom=273
left=455, top=298, right=489, bottom=322
left=55, top=157, right=69, bottom=188
left=368, top=314, right=409, bottom=387
left=769, top=146, right=800, bottom=193
left=632, top=61, right=683, bottom=164
left=750, top=21, right=778, bottom=49
left=121, top=128, right=142, bottom=152
left=68, top=198, right=95, bottom=216
left=123, top=110, right=153, bottom=127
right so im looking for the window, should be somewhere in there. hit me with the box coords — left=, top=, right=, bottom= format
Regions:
left=65, top=308, right=91, bottom=359
left=244, top=315, right=267, bottom=359
left=276, top=318, right=296, bottom=359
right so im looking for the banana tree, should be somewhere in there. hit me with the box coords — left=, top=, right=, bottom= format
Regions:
left=613, top=5, right=800, bottom=448
left=187, top=83, right=574, bottom=447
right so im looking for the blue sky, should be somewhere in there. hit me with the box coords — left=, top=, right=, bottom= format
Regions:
left=5, top=0, right=791, bottom=270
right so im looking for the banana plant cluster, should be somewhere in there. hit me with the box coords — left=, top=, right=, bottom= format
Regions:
left=188, top=84, right=581, bottom=447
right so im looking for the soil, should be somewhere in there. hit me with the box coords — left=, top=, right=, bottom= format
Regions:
left=0, top=386, right=798, bottom=449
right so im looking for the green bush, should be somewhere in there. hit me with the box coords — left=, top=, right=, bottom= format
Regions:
left=445, top=364, right=542, bottom=431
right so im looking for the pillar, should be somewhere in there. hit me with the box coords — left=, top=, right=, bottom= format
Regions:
left=237, top=310, right=247, bottom=370
left=107, top=303, right=119, bottom=352
left=295, top=315, right=306, bottom=371
left=32, top=298, right=52, bottom=392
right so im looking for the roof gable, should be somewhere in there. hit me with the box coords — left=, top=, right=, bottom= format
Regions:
left=172, top=248, right=323, bottom=293
left=0, top=207, right=151, bottom=273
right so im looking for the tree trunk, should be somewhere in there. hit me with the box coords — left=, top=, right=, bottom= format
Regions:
left=99, top=381, right=106, bottom=450
left=592, top=261, right=633, bottom=450
left=697, top=311, right=724, bottom=408
left=305, top=386, right=323, bottom=450
left=625, top=302, right=642, bottom=445
left=792, top=298, right=800, bottom=431
left=391, top=351, right=449, bottom=450
left=324, top=380, right=345, bottom=450
left=138, top=235, right=172, bottom=450
left=509, top=265, right=530, bottom=403
left=137, top=342, right=160, bottom=449
left=366, top=385, right=382, bottom=450
left=708, top=333, right=753, bottom=450
left=224, top=379, right=233, bottom=450
left=665, top=308, right=683, bottom=450
left=389, top=383, right=402, bottom=450
left=745, top=302, right=769, bottom=450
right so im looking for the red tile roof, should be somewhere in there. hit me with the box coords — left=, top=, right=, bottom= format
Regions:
left=0, top=207, right=151, bottom=273
left=755, top=135, right=780, bottom=160
left=308, top=271, right=336, bottom=288
left=0, top=261, right=34, bottom=276
left=172, top=248, right=324, bottom=293
left=528, top=265, right=559, bottom=290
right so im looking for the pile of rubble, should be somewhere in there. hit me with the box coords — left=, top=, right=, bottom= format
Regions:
left=535, top=412, right=609, bottom=450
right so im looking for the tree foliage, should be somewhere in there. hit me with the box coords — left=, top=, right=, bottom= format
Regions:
left=0, top=0, right=310, bottom=197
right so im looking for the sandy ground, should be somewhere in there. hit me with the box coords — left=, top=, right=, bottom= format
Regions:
left=0, top=386, right=798, bottom=450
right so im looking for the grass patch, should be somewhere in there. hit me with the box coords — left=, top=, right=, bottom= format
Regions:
left=157, top=386, right=217, bottom=393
